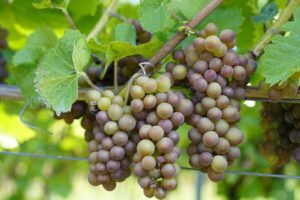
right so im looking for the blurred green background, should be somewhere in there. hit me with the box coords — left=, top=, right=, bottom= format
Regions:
left=0, top=0, right=300, bottom=199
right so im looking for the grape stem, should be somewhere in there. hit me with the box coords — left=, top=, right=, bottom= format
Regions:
left=61, top=8, right=77, bottom=30
left=87, top=0, right=118, bottom=40
left=251, top=0, right=300, bottom=56
left=114, top=61, right=118, bottom=92
left=79, top=72, right=103, bottom=93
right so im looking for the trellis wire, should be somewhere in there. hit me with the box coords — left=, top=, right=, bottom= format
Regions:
left=1, top=151, right=300, bottom=180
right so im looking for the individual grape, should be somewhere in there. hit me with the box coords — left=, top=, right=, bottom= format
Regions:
left=219, top=29, right=235, bottom=47
left=139, top=124, right=151, bottom=139
left=102, top=181, right=117, bottom=191
left=204, top=23, right=218, bottom=36
left=157, top=76, right=171, bottom=93
left=154, top=187, right=167, bottom=199
left=197, top=117, right=214, bottom=133
left=98, top=97, right=111, bottom=111
left=157, top=137, right=174, bottom=153
left=131, top=99, right=144, bottom=112
left=211, top=155, right=228, bottom=172
left=201, top=97, right=216, bottom=111
left=233, top=66, right=246, bottom=81
left=194, top=78, right=208, bottom=93
left=227, top=146, right=241, bottom=160
left=143, top=95, right=157, bottom=109
left=108, top=104, right=123, bottom=121
left=141, top=156, right=157, bottom=171
left=158, top=119, right=173, bottom=133
left=143, top=78, right=157, bottom=93
left=172, top=65, right=187, bottom=80
left=207, top=167, right=224, bottom=182
left=103, top=90, right=115, bottom=99
left=206, top=82, right=222, bottom=98
left=149, top=125, right=164, bottom=141
left=130, top=85, right=145, bottom=99
left=102, top=137, right=114, bottom=150
left=205, top=35, right=221, bottom=52
left=199, top=152, right=213, bottom=166
left=167, top=131, right=180, bottom=145
left=207, top=107, right=222, bottom=121
left=225, top=127, right=244, bottom=145
left=112, top=131, right=128, bottom=146
left=160, top=163, right=176, bottom=178
left=156, top=103, right=174, bottom=119
left=86, top=90, right=102, bottom=101
left=222, top=106, right=240, bottom=122
left=161, top=178, right=177, bottom=191
left=223, top=51, right=238, bottom=66
left=214, top=119, right=229, bottom=136
left=175, top=99, right=194, bottom=117
left=203, top=131, right=219, bottom=147
left=209, top=58, right=223, bottom=72
left=214, top=137, right=230, bottom=154
left=220, top=65, right=233, bottom=78
left=118, top=114, right=136, bottom=132
left=172, top=50, right=186, bottom=64
left=104, top=121, right=119, bottom=135
left=137, top=139, right=155, bottom=156
left=156, top=93, right=168, bottom=104
left=135, top=76, right=149, bottom=86
left=146, top=111, right=159, bottom=125
left=204, top=69, right=217, bottom=82
left=193, top=60, right=208, bottom=74
left=188, top=128, right=202, bottom=143
left=192, top=37, right=205, bottom=52
left=112, top=95, right=124, bottom=106
left=167, top=92, right=181, bottom=107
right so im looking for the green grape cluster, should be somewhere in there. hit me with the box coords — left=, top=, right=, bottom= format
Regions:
left=164, top=23, right=256, bottom=182
left=129, top=75, right=193, bottom=199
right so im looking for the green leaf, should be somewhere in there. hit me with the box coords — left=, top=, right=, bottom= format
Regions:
left=72, top=37, right=91, bottom=72
left=101, top=39, right=163, bottom=78
left=196, top=7, right=244, bottom=34
left=68, top=0, right=101, bottom=20
left=87, top=38, right=107, bottom=54
left=139, top=0, right=174, bottom=33
left=35, top=29, right=89, bottom=114
left=252, top=2, right=278, bottom=23
left=33, top=0, right=70, bottom=9
left=259, top=7, right=300, bottom=85
left=169, top=0, right=210, bottom=20
left=12, top=27, right=57, bottom=105
left=113, top=23, right=136, bottom=45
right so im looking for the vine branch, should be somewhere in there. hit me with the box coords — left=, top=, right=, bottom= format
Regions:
left=61, top=8, right=77, bottom=30
left=3, top=82, right=300, bottom=103
left=87, top=0, right=117, bottom=40
left=251, top=0, right=300, bottom=56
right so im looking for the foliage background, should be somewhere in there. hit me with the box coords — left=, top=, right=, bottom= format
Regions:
left=0, top=0, right=300, bottom=199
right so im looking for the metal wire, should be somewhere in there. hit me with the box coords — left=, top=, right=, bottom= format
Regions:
left=1, top=151, right=300, bottom=179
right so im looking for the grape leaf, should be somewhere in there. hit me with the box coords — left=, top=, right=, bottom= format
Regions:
left=87, top=38, right=107, bottom=54
left=252, top=2, right=278, bottom=23
left=12, top=27, right=57, bottom=105
left=169, top=0, right=210, bottom=20
left=35, top=29, right=90, bottom=114
left=113, top=23, right=136, bottom=46
left=139, top=0, right=175, bottom=33
left=33, top=0, right=70, bottom=9
left=73, top=38, right=91, bottom=72
left=101, top=39, right=163, bottom=78
left=259, top=7, right=300, bottom=85
left=68, top=0, right=101, bottom=21
left=196, top=7, right=244, bottom=34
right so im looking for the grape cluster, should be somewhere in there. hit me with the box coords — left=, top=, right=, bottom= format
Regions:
left=258, top=79, right=298, bottom=102
left=129, top=75, right=193, bottom=199
left=83, top=90, right=139, bottom=190
left=0, top=26, right=8, bottom=83
left=165, top=23, right=256, bottom=181
left=260, top=102, right=300, bottom=166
